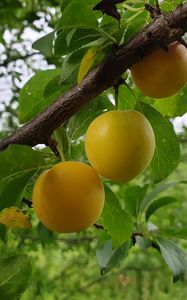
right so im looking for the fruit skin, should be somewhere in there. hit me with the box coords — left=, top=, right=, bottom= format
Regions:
left=131, top=42, right=187, bottom=98
left=32, top=161, right=105, bottom=233
left=85, top=110, right=155, bottom=182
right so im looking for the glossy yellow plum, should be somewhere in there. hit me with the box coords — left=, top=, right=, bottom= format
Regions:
left=131, top=42, right=187, bottom=98
left=32, top=161, right=105, bottom=233
left=85, top=110, right=155, bottom=182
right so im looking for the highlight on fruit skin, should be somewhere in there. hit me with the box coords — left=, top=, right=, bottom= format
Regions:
left=85, top=110, right=155, bottom=182
left=32, top=161, right=105, bottom=233
left=130, top=42, right=187, bottom=98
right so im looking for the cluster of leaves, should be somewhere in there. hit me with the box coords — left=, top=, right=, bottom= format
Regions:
left=1, top=0, right=187, bottom=298
left=0, top=0, right=61, bottom=132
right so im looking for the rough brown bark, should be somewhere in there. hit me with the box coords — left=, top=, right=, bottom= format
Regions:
left=1, top=3, right=187, bottom=151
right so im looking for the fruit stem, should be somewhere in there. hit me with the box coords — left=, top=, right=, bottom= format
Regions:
left=124, top=82, right=144, bottom=113
left=145, top=0, right=161, bottom=19
left=58, top=146, right=65, bottom=162
left=124, top=82, right=138, bottom=102
left=114, top=87, right=119, bottom=110
left=53, top=129, right=66, bottom=162
left=113, top=77, right=126, bottom=110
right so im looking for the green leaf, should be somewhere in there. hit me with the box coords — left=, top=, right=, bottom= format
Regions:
left=96, top=240, right=132, bottom=274
left=53, top=126, right=69, bottom=160
left=61, top=0, right=71, bottom=10
left=61, top=0, right=99, bottom=12
left=54, top=28, right=101, bottom=56
left=97, top=240, right=115, bottom=269
left=100, top=186, right=133, bottom=248
left=0, top=145, right=45, bottom=181
left=121, top=10, right=148, bottom=44
left=37, top=223, right=55, bottom=246
left=145, top=196, right=178, bottom=221
left=54, top=29, right=73, bottom=56
left=138, top=104, right=180, bottom=183
left=32, top=31, right=55, bottom=57
left=67, top=94, right=113, bottom=141
left=159, top=227, right=187, bottom=240
left=118, top=84, right=136, bottom=110
left=68, top=140, right=85, bottom=161
left=140, top=181, right=187, bottom=212
left=124, top=184, right=148, bottom=218
left=43, top=74, right=64, bottom=98
left=19, top=69, right=67, bottom=123
left=0, top=0, right=22, bottom=9
left=0, top=33, right=5, bottom=46
left=0, top=255, right=31, bottom=300
left=58, top=1, right=98, bottom=30
left=0, top=170, right=38, bottom=211
left=0, top=145, right=47, bottom=211
left=60, top=49, right=85, bottom=83
left=160, top=0, right=182, bottom=12
left=156, top=237, right=186, bottom=282
left=135, top=236, right=151, bottom=250
left=98, top=15, right=119, bottom=42
left=152, top=85, right=187, bottom=118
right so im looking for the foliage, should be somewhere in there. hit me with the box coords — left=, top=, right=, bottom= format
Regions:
left=0, top=0, right=187, bottom=299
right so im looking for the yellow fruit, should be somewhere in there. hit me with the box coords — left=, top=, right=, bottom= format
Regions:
left=85, top=110, right=155, bottom=182
left=32, top=161, right=104, bottom=233
left=131, top=42, right=187, bottom=98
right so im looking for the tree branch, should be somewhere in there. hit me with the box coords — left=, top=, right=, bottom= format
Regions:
left=1, top=3, right=187, bottom=151
left=0, top=52, right=40, bottom=68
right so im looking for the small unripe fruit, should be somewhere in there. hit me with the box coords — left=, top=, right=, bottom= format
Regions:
left=85, top=110, right=155, bottom=182
left=131, top=42, right=187, bottom=98
left=32, top=161, right=105, bottom=233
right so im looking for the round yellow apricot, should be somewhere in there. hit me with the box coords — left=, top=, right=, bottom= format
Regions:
left=131, top=42, right=187, bottom=98
left=85, top=110, right=155, bottom=182
left=32, top=161, right=105, bottom=233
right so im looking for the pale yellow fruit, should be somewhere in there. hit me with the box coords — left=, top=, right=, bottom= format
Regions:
left=32, top=161, right=105, bottom=233
left=131, top=42, right=187, bottom=98
left=85, top=110, right=155, bottom=182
